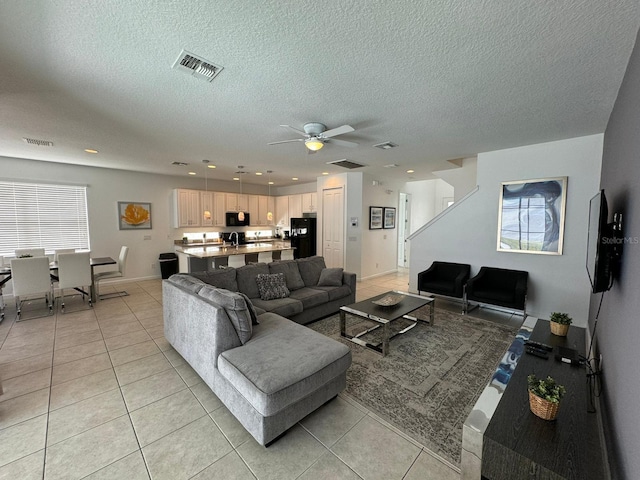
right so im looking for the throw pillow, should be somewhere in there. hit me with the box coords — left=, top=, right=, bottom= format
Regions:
left=317, top=267, right=344, bottom=287
left=268, top=260, right=305, bottom=290
left=297, top=256, right=327, bottom=286
left=198, top=286, right=253, bottom=344
left=255, top=273, right=290, bottom=301
left=238, top=292, right=259, bottom=325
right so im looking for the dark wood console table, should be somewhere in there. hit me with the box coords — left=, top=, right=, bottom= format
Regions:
left=482, top=320, right=607, bottom=480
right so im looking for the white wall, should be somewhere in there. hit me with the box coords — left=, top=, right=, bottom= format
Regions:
left=403, top=179, right=454, bottom=234
left=433, top=157, right=478, bottom=202
left=360, top=174, right=403, bottom=279
left=0, top=156, right=268, bottom=283
left=408, top=135, right=603, bottom=324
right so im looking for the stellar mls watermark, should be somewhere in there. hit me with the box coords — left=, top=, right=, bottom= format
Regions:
left=602, top=236, right=639, bottom=245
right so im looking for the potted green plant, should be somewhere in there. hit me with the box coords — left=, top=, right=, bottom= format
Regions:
left=527, top=374, right=566, bottom=420
left=549, top=312, right=572, bottom=336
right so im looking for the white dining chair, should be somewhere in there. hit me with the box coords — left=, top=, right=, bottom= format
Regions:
left=15, top=248, right=46, bottom=258
left=258, top=252, right=273, bottom=264
left=0, top=256, right=6, bottom=321
left=10, top=256, right=54, bottom=321
left=54, top=248, right=75, bottom=262
left=94, top=246, right=129, bottom=299
left=57, top=252, right=92, bottom=312
left=227, top=254, right=246, bottom=269
left=281, top=250, right=294, bottom=261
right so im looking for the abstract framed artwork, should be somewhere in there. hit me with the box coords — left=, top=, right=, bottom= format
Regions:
left=497, top=177, right=567, bottom=255
left=369, top=206, right=383, bottom=229
left=118, top=202, right=152, bottom=230
left=383, top=207, right=396, bottom=229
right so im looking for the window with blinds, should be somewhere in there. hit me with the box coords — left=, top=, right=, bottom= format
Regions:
left=0, top=181, right=90, bottom=256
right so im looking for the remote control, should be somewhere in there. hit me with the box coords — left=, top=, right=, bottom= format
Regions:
left=525, top=347, right=549, bottom=359
left=525, top=340, right=553, bottom=351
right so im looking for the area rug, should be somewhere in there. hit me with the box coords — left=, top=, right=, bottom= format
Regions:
left=308, top=307, right=520, bottom=465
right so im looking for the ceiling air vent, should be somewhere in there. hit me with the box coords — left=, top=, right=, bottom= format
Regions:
left=171, top=161, right=189, bottom=166
left=373, top=141, right=398, bottom=150
left=23, top=137, right=54, bottom=147
left=326, top=159, right=366, bottom=169
left=172, top=49, right=223, bottom=82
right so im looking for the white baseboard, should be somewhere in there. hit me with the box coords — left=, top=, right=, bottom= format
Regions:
left=359, top=269, right=398, bottom=281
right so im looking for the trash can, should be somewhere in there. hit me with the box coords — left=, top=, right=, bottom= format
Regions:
left=159, top=252, right=178, bottom=279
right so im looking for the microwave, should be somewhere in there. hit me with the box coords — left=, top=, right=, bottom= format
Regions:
left=225, top=212, right=250, bottom=227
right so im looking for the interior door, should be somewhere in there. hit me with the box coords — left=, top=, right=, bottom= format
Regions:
left=322, top=187, right=344, bottom=268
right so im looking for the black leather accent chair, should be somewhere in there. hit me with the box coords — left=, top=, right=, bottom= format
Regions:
left=417, top=262, right=471, bottom=299
left=465, top=267, right=528, bottom=315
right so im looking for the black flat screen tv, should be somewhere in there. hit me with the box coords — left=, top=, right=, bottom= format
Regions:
left=586, top=190, right=613, bottom=293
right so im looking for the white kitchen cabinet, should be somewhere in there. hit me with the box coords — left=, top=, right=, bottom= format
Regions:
left=275, top=195, right=289, bottom=228
left=213, top=192, right=226, bottom=226
left=288, top=194, right=303, bottom=220
left=173, top=189, right=201, bottom=227
left=225, top=193, right=249, bottom=212
left=201, top=191, right=214, bottom=226
left=248, top=195, right=260, bottom=225
left=302, top=192, right=317, bottom=213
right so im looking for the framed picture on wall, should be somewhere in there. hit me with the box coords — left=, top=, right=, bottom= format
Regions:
left=383, top=207, right=396, bottom=229
left=369, top=206, right=383, bottom=229
left=118, top=202, right=152, bottom=230
left=497, top=177, right=567, bottom=254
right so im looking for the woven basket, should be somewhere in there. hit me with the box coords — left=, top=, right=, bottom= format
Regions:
left=529, top=390, right=560, bottom=420
left=550, top=321, right=569, bottom=337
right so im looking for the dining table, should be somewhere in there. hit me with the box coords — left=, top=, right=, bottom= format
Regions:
left=0, top=255, right=116, bottom=320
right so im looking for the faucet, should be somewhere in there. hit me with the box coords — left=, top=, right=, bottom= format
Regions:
left=230, top=231, right=238, bottom=247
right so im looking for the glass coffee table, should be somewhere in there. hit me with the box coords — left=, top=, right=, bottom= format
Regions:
left=340, top=290, right=435, bottom=356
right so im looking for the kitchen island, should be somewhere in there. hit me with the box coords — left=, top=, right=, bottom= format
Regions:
left=175, top=242, right=294, bottom=272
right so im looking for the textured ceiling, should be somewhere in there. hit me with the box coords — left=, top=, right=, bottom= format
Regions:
left=0, top=1, right=638, bottom=187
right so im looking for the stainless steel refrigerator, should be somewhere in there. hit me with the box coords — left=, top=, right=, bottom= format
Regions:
left=290, top=217, right=317, bottom=259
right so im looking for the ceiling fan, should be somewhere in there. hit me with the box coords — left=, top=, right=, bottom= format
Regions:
left=268, top=122, right=358, bottom=153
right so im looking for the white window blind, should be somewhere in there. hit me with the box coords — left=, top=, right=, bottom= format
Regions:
left=0, top=181, right=90, bottom=256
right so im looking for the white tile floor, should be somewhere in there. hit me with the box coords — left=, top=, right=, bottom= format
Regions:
left=0, top=271, right=465, bottom=479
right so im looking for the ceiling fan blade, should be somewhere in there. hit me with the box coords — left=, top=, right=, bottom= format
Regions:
left=280, top=125, right=306, bottom=136
left=326, top=138, right=359, bottom=148
left=322, top=124, right=355, bottom=138
left=268, top=138, right=304, bottom=145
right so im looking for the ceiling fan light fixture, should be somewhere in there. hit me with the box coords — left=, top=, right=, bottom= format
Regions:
left=305, top=138, right=324, bottom=151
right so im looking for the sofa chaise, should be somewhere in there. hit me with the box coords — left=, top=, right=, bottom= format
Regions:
left=162, top=256, right=355, bottom=446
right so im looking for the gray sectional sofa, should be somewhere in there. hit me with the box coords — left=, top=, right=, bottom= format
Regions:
left=162, top=256, right=355, bottom=446
left=189, top=256, right=356, bottom=325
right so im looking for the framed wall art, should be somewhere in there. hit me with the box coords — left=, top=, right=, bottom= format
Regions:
left=118, top=202, right=152, bottom=230
left=497, top=177, right=567, bottom=255
left=383, top=207, right=396, bottom=229
left=369, top=206, right=383, bottom=229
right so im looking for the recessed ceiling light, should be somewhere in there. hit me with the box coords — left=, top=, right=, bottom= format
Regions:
left=188, top=172, right=196, bottom=176
left=84, top=148, right=98, bottom=154
left=207, top=164, right=216, bottom=169
left=255, top=172, right=262, bottom=176
left=322, top=172, right=329, bottom=175
left=292, top=177, right=298, bottom=181
left=406, top=169, right=414, bottom=173
left=268, top=181, right=274, bottom=185
left=233, top=177, right=240, bottom=181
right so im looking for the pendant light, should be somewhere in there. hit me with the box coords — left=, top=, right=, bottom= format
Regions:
left=237, top=165, right=245, bottom=222
left=266, top=170, right=274, bottom=222
left=202, top=160, right=211, bottom=221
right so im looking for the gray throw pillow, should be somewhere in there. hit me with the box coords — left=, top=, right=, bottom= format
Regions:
left=191, top=268, right=238, bottom=292
left=168, top=274, right=206, bottom=293
left=198, top=286, right=253, bottom=344
left=237, top=292, right=259, bottom=325
left=255, top=273, right=290, bottom=301
left=268, top=260, right=305, bottom=290
left=317, top=267, right=344, bottom=287
left=297, top=256, right=327, bottom=286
